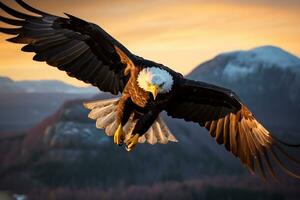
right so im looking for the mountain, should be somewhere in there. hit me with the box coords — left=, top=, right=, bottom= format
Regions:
left=0, top=93, right=96, bottom=131
left=1, top=46, right=300, bottom=199
left=0, top=76, right=98, bottom=94
left=189, top=46, right=300, bottom=79
left=0, top=77, right=24, bottom=93
left=188, top=45, right=300, bottom=130
left=0, top=94, right=254, bottom=199
left=0, top=77, right=98, bottom=131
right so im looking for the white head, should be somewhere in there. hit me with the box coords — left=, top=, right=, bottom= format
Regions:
left=137, top=67, right=174, bottom=99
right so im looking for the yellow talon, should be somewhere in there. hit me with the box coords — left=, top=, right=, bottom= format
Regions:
left=125, top=134, right=140, bottom=152
left=114, top=124, right=125, bottom=145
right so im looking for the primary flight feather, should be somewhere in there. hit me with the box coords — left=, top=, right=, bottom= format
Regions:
left=1, top=0, right=299, bottom=180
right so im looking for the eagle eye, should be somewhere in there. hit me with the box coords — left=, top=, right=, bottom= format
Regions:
left=159, top=82, right=165, bottom=87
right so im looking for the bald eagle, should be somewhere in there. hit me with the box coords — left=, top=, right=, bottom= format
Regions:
left=1, top=0, right=299, bottom=180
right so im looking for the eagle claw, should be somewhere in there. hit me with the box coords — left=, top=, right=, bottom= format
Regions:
left=125, top=134, right=139, bottom=152
left=114, top=124, right=125, bottom=145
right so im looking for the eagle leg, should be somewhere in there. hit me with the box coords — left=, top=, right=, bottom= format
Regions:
left=114, top=95, right=134, bottom=146
left=114, top=124, right=125, bottom=146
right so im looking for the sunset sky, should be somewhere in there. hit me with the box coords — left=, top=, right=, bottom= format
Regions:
left=1, top=0, right=300, bottom=86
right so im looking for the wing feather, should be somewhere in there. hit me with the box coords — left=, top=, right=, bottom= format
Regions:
left=223, top=115, right=230, bottom=151
left=215, top=117, right=224, bottom=144
left=0, top=15, right=24, bottom=26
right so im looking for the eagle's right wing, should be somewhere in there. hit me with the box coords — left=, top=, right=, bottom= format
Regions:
left=0, top=0, right=137, bottom=95
left=166, top=79, right=300, bottom=180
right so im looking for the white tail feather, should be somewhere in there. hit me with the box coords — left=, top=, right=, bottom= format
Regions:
left=146, top=126, right=157, bottom=145
left=154, top=121, right=168, bottom=144
left=84, top=98, right=178, bottom=144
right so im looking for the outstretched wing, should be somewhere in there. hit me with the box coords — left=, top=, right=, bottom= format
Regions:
left=166, top=79, right=300, bottom=179
left=0, top=0, right=137, bottom=94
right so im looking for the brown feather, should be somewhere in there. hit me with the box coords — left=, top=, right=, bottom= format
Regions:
left=215, top=117, right=224, bottom=144
left=223, top=115, right=231, bottom=151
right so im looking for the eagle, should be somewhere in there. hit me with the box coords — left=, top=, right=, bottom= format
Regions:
left=1, top=0, right=299, bottom=180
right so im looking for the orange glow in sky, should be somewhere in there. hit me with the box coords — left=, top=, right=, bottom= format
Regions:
left=1, top=0, right=300, bottom=86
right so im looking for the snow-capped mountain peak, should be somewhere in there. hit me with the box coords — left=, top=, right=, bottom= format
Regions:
left=236, top=45, right=299, bottom=67
left=188, top=45, right=300, bottom=82
left=219, top=45, right=300, bottom=78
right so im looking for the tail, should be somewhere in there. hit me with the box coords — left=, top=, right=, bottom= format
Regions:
left=83, top=98, right=178, bottom=145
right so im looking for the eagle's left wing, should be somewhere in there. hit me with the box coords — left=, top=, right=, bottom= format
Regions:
left=166, top=78, right=300, bottom=180
left=0, top=0, right=137, bottom=95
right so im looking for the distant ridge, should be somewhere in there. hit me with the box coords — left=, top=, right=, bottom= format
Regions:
left=0, top=76, right=98, bottom=94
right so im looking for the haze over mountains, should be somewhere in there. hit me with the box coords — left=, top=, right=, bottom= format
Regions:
left=0, top=76, right=98, bottom=94
left=1, top=46, right=300, bottom=199
left=0, top=77, right=97, bottom=131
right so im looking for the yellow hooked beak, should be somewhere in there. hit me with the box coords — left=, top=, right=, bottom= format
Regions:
left=149, top=85, right=159, bottom=100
